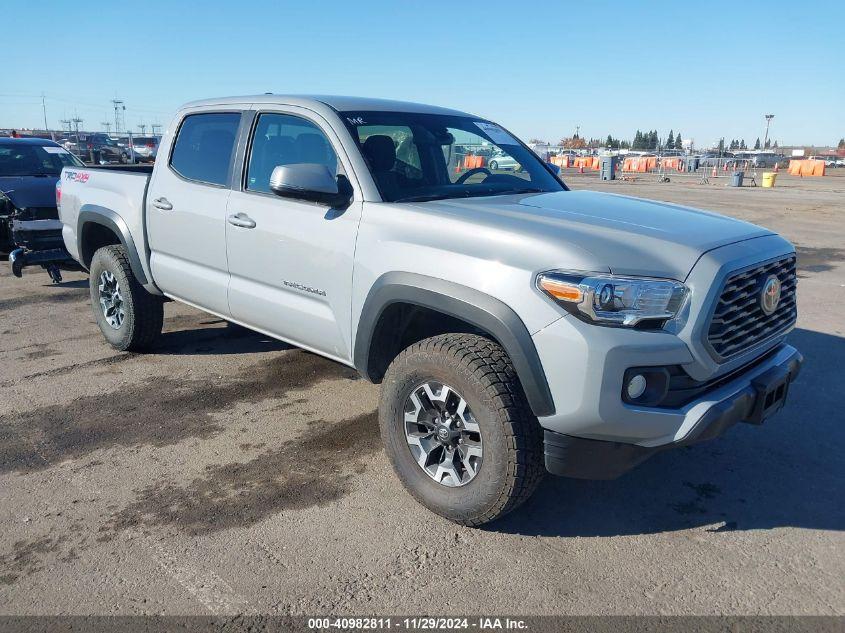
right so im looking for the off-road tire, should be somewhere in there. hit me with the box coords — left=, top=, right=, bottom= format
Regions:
left=89, top=245, right=163, bottom=351
left=380, top=333, right=545, bottom=526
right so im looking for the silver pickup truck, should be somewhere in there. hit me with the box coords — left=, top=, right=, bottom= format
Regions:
left=56, top=95, right=802, bottom=526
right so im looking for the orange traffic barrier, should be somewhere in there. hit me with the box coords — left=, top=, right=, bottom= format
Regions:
left=788, top=159, right=825, bottom=177
left=461, top=155, right=485, bottom=170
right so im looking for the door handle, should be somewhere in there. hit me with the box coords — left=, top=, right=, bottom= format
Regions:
left=227, top=213, right=256, bottom=229
left=152, top=197, right=173, bottom=210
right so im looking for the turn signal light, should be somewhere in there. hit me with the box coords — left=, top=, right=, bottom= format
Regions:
left=537, top=277, right=583, bottom=303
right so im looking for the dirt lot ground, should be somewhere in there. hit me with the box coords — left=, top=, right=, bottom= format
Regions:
left=0, top=171, right=843, bottom=616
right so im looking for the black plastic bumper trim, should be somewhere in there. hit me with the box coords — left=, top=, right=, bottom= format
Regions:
left=544, top=346, right=803, bottom=480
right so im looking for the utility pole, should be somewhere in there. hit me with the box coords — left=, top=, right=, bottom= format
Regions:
left=111, top=99, right=125, bottom=134
left=763, top=114, right=774, bottom=150
left=138, top=123, right=147, bottom=135
left=151, top=123, right=162, bottom=137
left=102, top=121, right=112, bottom=135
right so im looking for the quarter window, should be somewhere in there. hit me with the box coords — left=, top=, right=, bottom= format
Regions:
left=246, top=113, right=339, bottom=194
left=170, top=112, right=241, bottom=186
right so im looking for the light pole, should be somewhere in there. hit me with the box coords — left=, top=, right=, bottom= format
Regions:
left=763, top=114, right=774, bottom=149
left=41, top=94, right=49, bottom=133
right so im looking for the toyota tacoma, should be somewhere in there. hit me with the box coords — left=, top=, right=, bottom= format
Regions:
left=53, top=95, right=802, bottom=525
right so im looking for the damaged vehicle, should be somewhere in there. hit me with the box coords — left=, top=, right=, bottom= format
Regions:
left=1, top=137, right=85, bottom=282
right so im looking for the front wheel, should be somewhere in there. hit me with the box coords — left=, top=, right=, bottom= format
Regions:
left=489, top=160, right=499, bottom=170
left=379, top=333, right=544, bottom=526
left=89, top=245, right=163, bottom=351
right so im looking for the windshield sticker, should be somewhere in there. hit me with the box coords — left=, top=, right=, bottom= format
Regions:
left=346, top=116, right=365, bottom=125
left=474, top=121, right=519, bottom=146
left=43, top=146, right=70, bottom=154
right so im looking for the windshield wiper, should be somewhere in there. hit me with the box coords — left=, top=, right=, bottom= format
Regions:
left=498, top=188, right=545, bottom=195
left=393, top=194, right=454, bottom=203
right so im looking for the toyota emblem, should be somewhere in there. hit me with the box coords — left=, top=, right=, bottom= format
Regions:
left=760, top=275, right=781, bottom=315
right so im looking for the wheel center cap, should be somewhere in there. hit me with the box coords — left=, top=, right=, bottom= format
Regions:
left=436, top=425, right=451, bottom=443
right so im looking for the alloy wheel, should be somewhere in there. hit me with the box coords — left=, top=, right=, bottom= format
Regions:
left=403, top=382, right=482, bottom=487
left=98, top=270, right=125, bottom=329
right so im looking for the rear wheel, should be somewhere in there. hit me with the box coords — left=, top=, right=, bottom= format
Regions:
left=89, top=245, right=163, bottom=351
left=379, top=333, right=544, bottom=526
left=489, top=160, right=499, bottom=170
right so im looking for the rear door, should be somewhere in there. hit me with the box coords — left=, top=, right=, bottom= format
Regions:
left=225, top=107, right=362, bottom=361
left=147, top=110, right=243, bottom=315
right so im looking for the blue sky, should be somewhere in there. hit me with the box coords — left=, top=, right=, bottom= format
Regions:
left=3, top=1, right=843, bottom=146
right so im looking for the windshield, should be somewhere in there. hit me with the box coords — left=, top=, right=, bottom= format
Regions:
left=340, top=111, right=565, bottom=202
left=0, top=144, right=84, bottom=176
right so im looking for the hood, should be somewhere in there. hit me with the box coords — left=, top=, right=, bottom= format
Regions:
left=0, top=176, right=59, bottom=211
left=410, top=190, right=772, bottom=280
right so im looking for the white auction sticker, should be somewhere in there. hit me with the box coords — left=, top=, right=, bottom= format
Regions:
left=42, top=146, right=70, bottom=154
left=474, top=121, right=519, bottom=146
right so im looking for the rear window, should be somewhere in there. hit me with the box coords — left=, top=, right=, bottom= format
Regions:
left=170, top=113, right=241, bottom=186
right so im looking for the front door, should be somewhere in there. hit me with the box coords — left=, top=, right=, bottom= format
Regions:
left=225, top=109, right=362, bottom=362
left=147, top=111, right=242, bottom=315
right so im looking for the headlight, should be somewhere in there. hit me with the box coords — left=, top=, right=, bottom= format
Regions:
left=536, top=271, right=688, bottom=327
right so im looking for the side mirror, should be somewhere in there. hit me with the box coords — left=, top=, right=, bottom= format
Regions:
left=269, top=163, right=352, bottom=207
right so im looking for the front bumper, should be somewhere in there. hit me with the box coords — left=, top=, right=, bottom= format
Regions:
left=9, top=219, right=77, bottom=278
left=543, top=344, right=802, bottom=479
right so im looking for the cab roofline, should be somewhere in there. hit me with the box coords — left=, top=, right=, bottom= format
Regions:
left=178, top=94, right=476, bottom=118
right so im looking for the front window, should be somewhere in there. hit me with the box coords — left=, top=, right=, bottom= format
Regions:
left=340, top=111, right=564, bottom=202
left=245, top=112, right=340, bottom=194
left=0, top=144, right=84, bottom=176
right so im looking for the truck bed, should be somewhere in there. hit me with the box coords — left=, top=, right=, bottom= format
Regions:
left=59, top=164, right=153, bottom=284
left=79, top=164, right=155, bottom=175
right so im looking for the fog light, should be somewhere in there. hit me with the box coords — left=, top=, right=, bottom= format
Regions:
left=626, top=374, right=647, bottom=400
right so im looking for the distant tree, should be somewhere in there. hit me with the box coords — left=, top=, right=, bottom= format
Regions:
left=729, top=139, right=737, bottom=150
left=528, top=138, right=544, bottom=145
left=561, top=136, right=587, bottom=149
left=838, top=138, right=845, bottom=149
left=674, top=131, right=683, bottom=150
left=764, top=138, right=771, bottom=149
left=773, top=141, right=778, bottom=149
left=718, top=138, right=725, bottom=153
left=606, top=134, right=613, bottom=147
left=754, top=137, right=761, bottom=150
left=740, top=139, right=747, bottom=149
left=667, top=130, right=674, bottom=149
left=633, top=130, right=643, bottom=149
left=648, top=130, right=658, bottom=149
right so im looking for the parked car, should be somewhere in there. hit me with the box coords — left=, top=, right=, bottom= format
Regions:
left=56, top=95, right=802, bottom=526
left=117, top=136, right=160, bottom=163
left=698, top=151, right=735, bottom=167
left=488, top=149, right=520, bottom=170
left=64, top=133, right=125, bottom=164
left=0, top=137, right=85, bottom=280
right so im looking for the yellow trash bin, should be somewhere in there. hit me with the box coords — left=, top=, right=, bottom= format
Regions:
left=762, top=172, right=777, bottom=188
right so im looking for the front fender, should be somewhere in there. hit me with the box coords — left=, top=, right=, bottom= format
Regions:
left=354, top=272, right=555, bottom=417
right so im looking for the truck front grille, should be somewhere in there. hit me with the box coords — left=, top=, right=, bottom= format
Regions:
left=706, top=255, right=797, bottom=360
